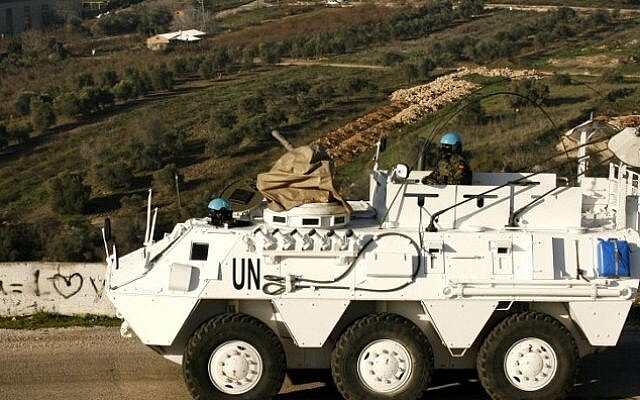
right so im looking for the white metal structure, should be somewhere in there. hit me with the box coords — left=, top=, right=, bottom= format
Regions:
left=105, top=125, right=640, bottom=400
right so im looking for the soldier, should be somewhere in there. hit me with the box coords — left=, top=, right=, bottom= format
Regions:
left=423, top=132, right=472, bottom=185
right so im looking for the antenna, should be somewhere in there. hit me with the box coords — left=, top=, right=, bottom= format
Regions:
left=144, top=189, right=152, bottom=244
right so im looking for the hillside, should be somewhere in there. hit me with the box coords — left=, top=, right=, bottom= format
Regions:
left=1, top=0, right=639, bottom=261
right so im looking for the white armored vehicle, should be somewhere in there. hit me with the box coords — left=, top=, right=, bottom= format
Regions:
left=104, top=126, right=640, bottom=400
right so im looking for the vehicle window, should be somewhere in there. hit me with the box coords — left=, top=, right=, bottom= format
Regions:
left=190, top=243, right=209, bottom=261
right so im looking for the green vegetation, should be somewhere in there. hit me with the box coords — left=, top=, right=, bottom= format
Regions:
left=92, top=4, right=173, bottom=36
left=496, top=0, right=640, bottom=8
left=1, top=1, right=640, bottom=262
left=0, top=312, right=120, bottom=330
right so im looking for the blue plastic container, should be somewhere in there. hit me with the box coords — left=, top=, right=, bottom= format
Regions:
left=596, top=238, right=630, bottom=277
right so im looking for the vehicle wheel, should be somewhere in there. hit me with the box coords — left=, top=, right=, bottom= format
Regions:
left=477, top=312, right=578, bottom=400
left=331, top=313, right=433, bottom=400
left=183, top=313, right=285, bottom=400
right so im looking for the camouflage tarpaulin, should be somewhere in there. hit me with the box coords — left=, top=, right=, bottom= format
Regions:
left=256, top=145, right=352, bottom=213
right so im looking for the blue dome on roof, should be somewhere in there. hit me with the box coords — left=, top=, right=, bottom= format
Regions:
left=208, top=198, right=231, bottom=211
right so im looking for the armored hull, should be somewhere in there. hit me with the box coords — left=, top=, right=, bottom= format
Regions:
left=105, top=154, right=640, bottom=400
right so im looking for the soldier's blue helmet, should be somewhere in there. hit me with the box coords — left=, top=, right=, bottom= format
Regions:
left=208, top=198, right=230, bottom=211
left=440, top=132, right=462, bottom=152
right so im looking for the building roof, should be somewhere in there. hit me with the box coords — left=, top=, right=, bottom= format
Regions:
left=156, top=29, right=206, bottom=42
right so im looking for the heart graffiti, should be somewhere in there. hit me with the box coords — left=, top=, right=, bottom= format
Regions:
left=50, top=273, right=84, bottom=299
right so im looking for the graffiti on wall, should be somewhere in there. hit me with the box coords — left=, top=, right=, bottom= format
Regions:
left=0, top=270, right=105, bottom=300
left=0, top=263, right=114, bottom=316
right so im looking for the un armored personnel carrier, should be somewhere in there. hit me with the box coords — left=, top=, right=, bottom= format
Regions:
left=103, top=125, right=640, bottom=400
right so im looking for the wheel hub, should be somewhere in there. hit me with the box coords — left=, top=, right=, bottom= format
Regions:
left=209, top=341, right=263, bottom=395
left=222, top=353, right=250, bottom=380
left=504, top=337, right=558, bottom=392
left=357, top=339, right=413, bottom=393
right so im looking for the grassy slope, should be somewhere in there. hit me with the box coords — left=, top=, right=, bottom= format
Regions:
left=1, top=7, right=640, bottom=245
left=0, top=65, right=401, bottom=222
left=490, top=0, right=640, bottom=9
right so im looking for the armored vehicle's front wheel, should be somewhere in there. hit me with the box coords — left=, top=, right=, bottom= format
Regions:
left=331, top=313, right=434, bottom=400
left=183, top=313, right=285, bottom=400
left=477, top=312, right=578, bottom=400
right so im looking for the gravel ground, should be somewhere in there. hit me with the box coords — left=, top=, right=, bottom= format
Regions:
left=0, top=326, right=639, bottom=400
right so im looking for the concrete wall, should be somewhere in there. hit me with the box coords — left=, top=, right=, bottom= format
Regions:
left=0, top=262, right=115, bottom=316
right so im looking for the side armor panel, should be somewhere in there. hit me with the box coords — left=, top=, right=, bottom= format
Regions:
left=569, top=301, right=632, bottom=346
left=422, top=300, right=498, bottom=350
left=273, top=299, right=350, bottom=347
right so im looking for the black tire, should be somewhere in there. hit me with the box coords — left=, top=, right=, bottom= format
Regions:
left=331, top=313, right=434, bottom=400
left=183, top=313, right=286, bottom=400
left=477, top=312, right=579, bottom=400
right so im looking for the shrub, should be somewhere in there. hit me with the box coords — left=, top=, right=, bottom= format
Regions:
left=0, top=123, right=8, bottom=150
left=152, top=164, right=179, bottom=194
left=259, top=42, right=280, bottom=64
left=590, top=9, right=612, bottom=25
left=240, top=95, right=266, bottom=115
left=458, top=0, right=484, bottom=18
left=124, top=68, right=152, bottom=96
left=43, top=222, right=101, bottom=262
left=93, top=162, right=135, bottom=190
left=631, top=46, right=640, bottom=64
left=607, top=88, right=634, bottom=102
left=48, top=172, right=91, bottom=214
left=127, top=117, right=184, bottom=172
left=171, top=57, right=188, bottom=74
left=552, top=73, right=572, bottom=86
left=148, top=63, right=173, bottom=91
left=120, top=194, right=144, bottom=211
left=309, top=82, right=335, bottom=106
left=199, top=57, right=216, bottom=79
left=381, top=51, right=405, bottom=66
left=98, top=70, right=119, bottom=88
left=213, top=48, right=232, bottom=72
left=458, top=99, right=487, bottom=125
left=137, top=6, right=173, bottom=35
left=419, top=57, right=436, bottom=78
left=30, top=97, right=56, bottom=132
left=12, top=91, right=36, bottom=116
left=338, top=76, right=367, bottom=96
left=93, top=9, right=140, bottom=35
left=601, top=69, right=624, bottom=84
left=206, top=128, right=241, bottom=156
left=7, top=122, right=31, bottom=143
left=74, top=72, right=95, bottom=89
left=508, top=79, right=549, bottom=110
left=210, top=107, right=238, bottom=130
left=79, top=86, right=115, bottom=114
left=53, top=92, right=81, bottom=117
left=400, top=63, right=419, bottom=82
left=0, top=223, right=41, bottom=261
left=113, top=80, right=135, bottom=100
left=7, top=37, right=22, bottom=55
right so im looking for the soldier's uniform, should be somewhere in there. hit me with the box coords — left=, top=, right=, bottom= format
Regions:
left=430, top=153, right=472, bottom=185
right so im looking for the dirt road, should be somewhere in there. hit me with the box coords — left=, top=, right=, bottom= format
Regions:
left=1, top=326, right=639, bottom=400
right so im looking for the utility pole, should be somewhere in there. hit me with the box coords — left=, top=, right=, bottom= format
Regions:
left=175, top=172, right=182, bottom=210
left=201, top=0, right=206, bottom=32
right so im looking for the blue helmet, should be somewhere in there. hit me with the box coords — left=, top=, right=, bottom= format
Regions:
left=440, top=132, right=462, bottom=152
left=208, top=198, right=230, bottom=211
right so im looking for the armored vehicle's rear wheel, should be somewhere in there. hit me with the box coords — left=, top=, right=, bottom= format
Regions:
left=477, top=312, right=578, bottom=400
left=183, top=313, right=285, bottom=400
left=331, top=313, right=434, bottom=400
